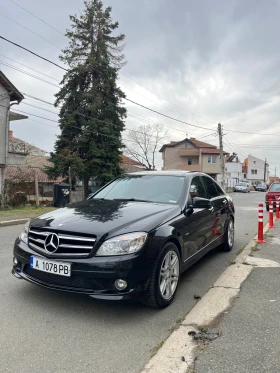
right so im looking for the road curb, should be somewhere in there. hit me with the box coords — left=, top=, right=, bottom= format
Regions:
left=141, top=222, right=271, bottom=373
left=0, top=218, right=29, bottom=227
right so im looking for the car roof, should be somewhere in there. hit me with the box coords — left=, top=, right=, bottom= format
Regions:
left=127, top=170, right=192, bottom=176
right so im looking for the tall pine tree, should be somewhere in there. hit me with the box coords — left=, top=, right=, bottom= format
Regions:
left=47, top=0, right=126, bottom=197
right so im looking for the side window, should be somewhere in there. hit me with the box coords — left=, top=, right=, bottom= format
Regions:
left=189, top=176, right=207, bottom=199
left=202, top=176, right=219, bottom=199
left=213, top=181, right=225, bottom=196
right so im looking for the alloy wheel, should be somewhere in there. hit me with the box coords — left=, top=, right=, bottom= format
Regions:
left=159, top=250, right=180, bottom=300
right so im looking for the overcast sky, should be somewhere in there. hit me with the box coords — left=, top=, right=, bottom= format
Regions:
left=1, top=0, right=280, bottom=174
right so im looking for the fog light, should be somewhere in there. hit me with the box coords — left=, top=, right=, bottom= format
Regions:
left=13, top=257, right=18, bottom=265
left=115, top=279, right=127, bottom=290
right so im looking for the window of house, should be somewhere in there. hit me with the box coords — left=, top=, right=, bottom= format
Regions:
left=254, top=161, right=256, bottom=164
left=251, top=169, right=257, bottom=175
left=244, top=174, right=247, bottom=178
left=208, top=156, right=217, bottom=164
left=188, top=158, right=192, bottom=165
left=185, top=142, right=188, bottom=148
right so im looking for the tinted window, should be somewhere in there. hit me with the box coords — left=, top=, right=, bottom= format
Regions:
left=93, top=175, right=185, bottom=204
left=202, top=176, right=219, bottom=198
left=214, top=182, right=225, bottom=196
left=189, top=176, right=207, bottom=199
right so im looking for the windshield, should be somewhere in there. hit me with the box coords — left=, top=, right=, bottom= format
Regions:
left=93, top=175, right=185, bottom=204
left=237, top=183, right=247, bottom=186
left=269, top=184, right=280, bottom=192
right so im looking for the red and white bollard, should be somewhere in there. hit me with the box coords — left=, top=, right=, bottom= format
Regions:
left=276, top=199, right=280, bottom=220
left=269, top=199, right=275, bottom=229
left=256, top=203, right=266, bottom=243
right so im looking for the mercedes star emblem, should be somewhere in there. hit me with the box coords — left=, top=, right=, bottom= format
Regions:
left=44, top=233, right=59, bottom=253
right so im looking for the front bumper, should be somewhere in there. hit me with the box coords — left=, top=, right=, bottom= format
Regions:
left=12, top=239, right=153, bottom=301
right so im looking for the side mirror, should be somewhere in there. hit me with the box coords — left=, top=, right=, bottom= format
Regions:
left=192, top=197, right=212, bottom=209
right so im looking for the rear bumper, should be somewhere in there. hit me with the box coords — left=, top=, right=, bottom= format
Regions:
left=12, top=239, right=153, bottom=301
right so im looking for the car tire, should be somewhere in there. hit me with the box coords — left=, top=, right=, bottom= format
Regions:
left=142, top=242, right=180, bottom=309
left=221, top=217, right=234, bottom=252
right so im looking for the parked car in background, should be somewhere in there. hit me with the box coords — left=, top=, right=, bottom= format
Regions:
left=265, top=182, right=280, bottom=211
left=256, top=183, right=267, bottom=192
left=12, top=171, right=235, bottom=309
left=234, top=182, right=250, bottom=193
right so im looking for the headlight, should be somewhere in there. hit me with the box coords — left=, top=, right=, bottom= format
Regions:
left=96, top=232, right=147, bottom=256
left=19, top=221, right=30, bottom=244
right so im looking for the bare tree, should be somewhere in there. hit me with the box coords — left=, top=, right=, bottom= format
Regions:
left=125, top=124, right=169, bottom=170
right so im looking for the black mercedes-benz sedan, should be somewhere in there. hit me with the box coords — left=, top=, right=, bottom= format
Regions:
left=12, top=171, right=235, bottom=308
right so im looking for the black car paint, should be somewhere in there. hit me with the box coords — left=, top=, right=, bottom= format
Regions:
left=12, top=172, right=234, bottom=302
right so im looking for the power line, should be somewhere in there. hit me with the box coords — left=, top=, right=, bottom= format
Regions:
left=125, top=98, right=214, bottom=131
left=0, top=53, right=214, bottom=129
left=0, top=36, right=216, bottom=134
left=0, top=54, right=60, bottom=81
left=225, top=101, right=280, bottom=127
left=0, top=36, right=66, bottom=70
left=0, top=60, right=60, bottom=88
left=9, top=0, right=65, bottom=36
left=0, top=12, right=61, bottom=49
left=8, top=0, right=214, bottom=125
left=121, top=72, right=214, bottom=125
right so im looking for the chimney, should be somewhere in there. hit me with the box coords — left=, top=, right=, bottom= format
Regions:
left=9, top=130, right=13, bottom=140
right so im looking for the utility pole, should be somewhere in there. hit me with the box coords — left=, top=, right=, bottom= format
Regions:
left=68, top=166, right=72, bottom=204
left=218, top=123, right=225, bottom=190
left=35, top=169, right=39, bottom=207
left=264, top=158, right=267, bottom=183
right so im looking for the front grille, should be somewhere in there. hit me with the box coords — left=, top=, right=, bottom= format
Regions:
left=28, top=227, right=96, bottom=258
left=23, top=265, right=115, bottom=291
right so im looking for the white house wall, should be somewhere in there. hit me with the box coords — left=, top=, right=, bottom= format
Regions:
left=0, top=85, right=9, bottom=165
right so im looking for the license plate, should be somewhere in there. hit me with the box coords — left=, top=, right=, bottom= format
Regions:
left=30, top=256, right=71, bottom=277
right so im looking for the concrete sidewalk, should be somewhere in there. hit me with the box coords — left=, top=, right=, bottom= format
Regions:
left=195, top=221, right=280, bottom=373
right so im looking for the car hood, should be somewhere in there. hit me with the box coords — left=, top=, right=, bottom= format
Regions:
left=30, top=200, right=181, bottom=240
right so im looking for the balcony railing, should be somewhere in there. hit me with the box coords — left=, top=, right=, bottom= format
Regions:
left=179, top=149, right=200, bottom=156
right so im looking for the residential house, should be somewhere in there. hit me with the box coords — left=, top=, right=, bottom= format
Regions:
left=4, top=132, right=63, bottom=203
left=0, top=71, right=28, bottom=204
left=121, top=155, right=146, bottom=173
left=225, top=157, right=243, bottom=187
left=159, top=137, right=229, bottom=180
left=243, top=155, right=269, bottom=186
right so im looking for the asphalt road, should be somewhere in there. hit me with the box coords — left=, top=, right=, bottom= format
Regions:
left=0, top=192, right=267, bottom=373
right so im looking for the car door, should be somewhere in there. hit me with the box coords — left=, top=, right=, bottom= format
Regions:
left=201, top=176, right=228, bottom=242
left=180, top=176, right=215, bottom=262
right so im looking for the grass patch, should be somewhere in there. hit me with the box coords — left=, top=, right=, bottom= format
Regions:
left=0, top=206, right=56, bottom=220
left=248, top=253, right=254, bottom=257
left=229, top=260, right=236, bottom=265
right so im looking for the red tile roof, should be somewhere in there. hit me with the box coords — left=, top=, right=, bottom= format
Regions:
left=159, top=137, right=228, bottom=155
left=9, top=136, right=47, bottom=155
left=120, top=155, right=145, bottom=167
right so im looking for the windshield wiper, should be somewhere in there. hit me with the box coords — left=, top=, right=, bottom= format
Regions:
left=113, top=198, right=151, bottom=202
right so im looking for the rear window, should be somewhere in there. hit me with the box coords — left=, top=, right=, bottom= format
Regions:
left=269, top=184, right=280, bottom=192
